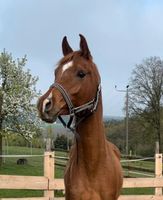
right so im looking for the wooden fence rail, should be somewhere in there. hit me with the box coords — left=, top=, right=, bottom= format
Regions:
left=0, top=152, right=162, bottom=200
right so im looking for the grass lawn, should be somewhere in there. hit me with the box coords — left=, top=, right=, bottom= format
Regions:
left=0, top=146, right=67, bottom=198
left=121, top=159, right=155, bottom=172
left=0, top=146, right=157, bottom=198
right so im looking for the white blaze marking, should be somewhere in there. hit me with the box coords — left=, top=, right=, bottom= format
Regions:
left=62, top=61, right=73, bottom=74
left=42, top=92, right=52, bottom=113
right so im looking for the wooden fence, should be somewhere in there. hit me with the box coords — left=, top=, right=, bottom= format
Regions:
left=0, top=152, right=162, bottom=200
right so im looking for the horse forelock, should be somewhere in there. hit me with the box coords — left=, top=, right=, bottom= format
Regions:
left=55, top=51, right=100, bottom=84
left=58, top=51, right=79, bottom=66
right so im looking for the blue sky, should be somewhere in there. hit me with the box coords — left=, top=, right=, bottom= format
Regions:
left=0, top=0, right=163, bottom=116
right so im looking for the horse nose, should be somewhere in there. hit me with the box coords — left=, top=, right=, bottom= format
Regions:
left=43, top=98, right=53, bottom=113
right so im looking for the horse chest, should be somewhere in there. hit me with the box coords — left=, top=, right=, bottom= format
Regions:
left=65, top=179, right=116, bottom=200
left=64, top=162, right=119, bottom=200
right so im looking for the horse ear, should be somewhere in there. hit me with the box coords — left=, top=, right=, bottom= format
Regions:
left=62, top=36, right=73, bottom=56
left=79, top=34, right=91, bottom=59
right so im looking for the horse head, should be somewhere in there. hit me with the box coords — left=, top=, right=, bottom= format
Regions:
left=37, top=34, right=101, bottom=124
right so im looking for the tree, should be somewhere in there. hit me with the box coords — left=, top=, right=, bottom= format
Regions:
left=129, top=57, right=163, bottom=152
left=54, top=134, right=68, bottom=150
left=128, top=115, right=156, bottom=156
left=0, top=50, right=41, bottom=165
left=105, top=120, right=125, bottom=153
left=54, top=134, right=72, bottom=150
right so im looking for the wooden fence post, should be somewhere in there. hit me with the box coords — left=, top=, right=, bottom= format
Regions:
left=155, top=153, right=162, bottom=195
left=44, top=150, right=55, bottom=199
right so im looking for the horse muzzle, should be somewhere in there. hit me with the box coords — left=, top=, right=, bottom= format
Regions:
left=37, top=93, right=68, bottom=123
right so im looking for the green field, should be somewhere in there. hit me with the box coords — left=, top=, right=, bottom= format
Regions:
left=0, top=146, right=155, bottom=198
left=0, top=146, right=67, bottom=198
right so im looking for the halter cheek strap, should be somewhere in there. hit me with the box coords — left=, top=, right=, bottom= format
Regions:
left=50, top=82, right=101, bottom=137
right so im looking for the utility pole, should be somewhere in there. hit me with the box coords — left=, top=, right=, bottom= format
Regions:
left=115, top=85, right=129, bottom=155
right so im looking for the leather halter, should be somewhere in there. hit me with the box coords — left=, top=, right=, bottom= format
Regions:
left=50, top=82, right=101, bottom=137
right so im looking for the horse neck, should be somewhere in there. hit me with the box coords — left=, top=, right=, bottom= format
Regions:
left=75, top=95, right=107, bottom=169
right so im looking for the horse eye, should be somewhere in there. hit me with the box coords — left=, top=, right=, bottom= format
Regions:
left=77, top=71, right=86, bottom=78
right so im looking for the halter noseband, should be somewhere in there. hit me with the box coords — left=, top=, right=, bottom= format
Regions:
left=50, top=82, right=101, bottom=136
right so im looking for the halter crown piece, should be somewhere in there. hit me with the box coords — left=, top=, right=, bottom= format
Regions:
left=50, top=82, right=101, bottom=138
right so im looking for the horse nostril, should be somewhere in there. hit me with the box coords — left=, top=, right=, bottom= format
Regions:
left=44, top=99, right=53, bottom=112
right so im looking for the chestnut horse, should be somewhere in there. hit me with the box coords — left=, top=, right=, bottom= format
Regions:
left=37, top=34, right=123, bottom=200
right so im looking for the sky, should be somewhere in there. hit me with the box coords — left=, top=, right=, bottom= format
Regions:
left=0, top=0, right=163, bottom=117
